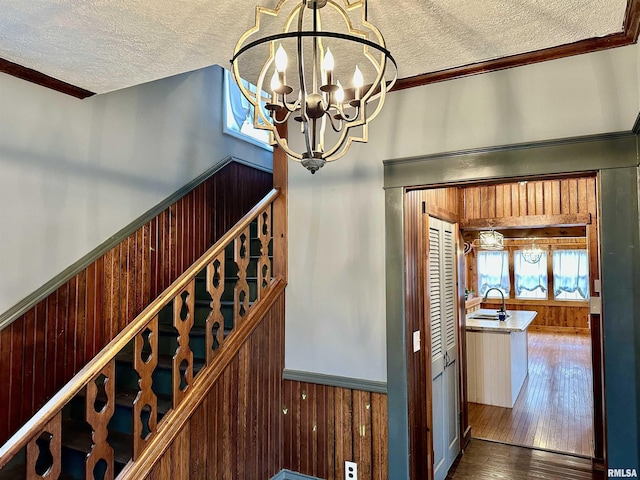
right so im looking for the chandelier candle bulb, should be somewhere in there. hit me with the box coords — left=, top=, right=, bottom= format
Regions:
left=270, top=70, right=280, bottom=98
left=275, top=44, right=288, bottom=85
left=353, top=65, right=363, bottom=101
left=335, top=81, right=345, bottom=104
left=322, top=48, right=334, bottom=86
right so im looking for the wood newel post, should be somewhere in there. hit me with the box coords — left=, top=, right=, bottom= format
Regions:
left=273, top=121, right=288, bottom=282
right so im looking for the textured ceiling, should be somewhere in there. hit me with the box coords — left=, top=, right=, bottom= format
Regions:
left=0, top=0, right=629, bottom=94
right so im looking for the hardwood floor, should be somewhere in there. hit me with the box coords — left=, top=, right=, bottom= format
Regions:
left=468, top=331, right=593, bottom=457
left=446, top=439, right=603, bottom=480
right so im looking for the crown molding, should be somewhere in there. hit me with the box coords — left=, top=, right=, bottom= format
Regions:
left=0, top=57, right=94, bottom=99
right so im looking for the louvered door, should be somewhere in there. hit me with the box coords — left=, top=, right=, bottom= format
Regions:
left=428, top=216, right=460, bottom=480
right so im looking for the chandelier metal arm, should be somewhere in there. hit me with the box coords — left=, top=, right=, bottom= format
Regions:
left=296, top=3, right=315, bottom=159
left=230, top=31, right=396, bottom=68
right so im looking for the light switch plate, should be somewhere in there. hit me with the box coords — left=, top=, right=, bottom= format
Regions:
left=589, top=297, right=601, bottom=314
left=594, top=279, right=601, bottom=293
left=413, top=330, right=420, bottom=352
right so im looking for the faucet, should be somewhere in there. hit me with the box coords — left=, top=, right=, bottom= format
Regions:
left=483, top=287, right=507, bottom=316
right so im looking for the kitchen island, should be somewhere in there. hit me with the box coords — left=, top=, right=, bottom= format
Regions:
left=466, top=309, right=537, bottom=408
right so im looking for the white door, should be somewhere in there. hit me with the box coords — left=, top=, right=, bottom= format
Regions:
left=428, top=217, right=460, bottom=480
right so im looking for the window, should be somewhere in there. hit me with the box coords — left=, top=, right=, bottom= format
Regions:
left=553, top=250, right=589, bottom=300
left=514, top=251, right=547, bottom=299
left=477, top=251, right=510, bottom=298
left=223, top=69, right=273, bottom=150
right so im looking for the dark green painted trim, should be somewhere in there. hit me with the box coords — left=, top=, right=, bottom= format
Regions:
left=383, top=134, right=640, bottom=476
left=599, top=167, right=640, bottom=472
left=283, top=369, right=387, bottom=394
left=385, top=186, right=410, bottom=480
left=633, top=113, right=640, bottom=135
left=383, top=132, right=638, bottom=189
left=0, top=156, right=273, bottom=332
left=271, top=470, right=323, bottom=480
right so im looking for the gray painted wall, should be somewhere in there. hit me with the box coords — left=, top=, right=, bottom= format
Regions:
left=285, top=44, right=639, bottom=382
left=0, top=66, right=272, bottom=315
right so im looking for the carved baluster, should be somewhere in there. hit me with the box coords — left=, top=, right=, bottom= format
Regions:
left=26, top=412, right=61, bottom=480
left=85, top=361, right=115, bottom=480
left=133, top=316, right=158, bottom=459
left=257, top=205, right=272, bottom=300
left=234, top=226, right=251, bottom=325
left=206, top=252, right=225, bottom=364
left=173, top=281, right=195, bottom=407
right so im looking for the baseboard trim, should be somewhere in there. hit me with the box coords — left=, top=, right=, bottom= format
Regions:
left=271, top=470, right=324, bottom=480
left=0, top=155, right=272, bottom=331
left=283, top=369, right=388, bottom=394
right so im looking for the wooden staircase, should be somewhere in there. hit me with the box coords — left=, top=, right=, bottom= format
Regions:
left=0, top=189, right=284, bottom=480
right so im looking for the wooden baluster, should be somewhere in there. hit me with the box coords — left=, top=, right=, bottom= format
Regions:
left=85, top=361, right=115, bottom=480
left=133, top=316, right=158, bottom=459
left=257, top=205, right=272, bottom=300
left=205, top=252, right=225, bottom=364
left=234, top=226, right=251, bottom=325
left=173, top=281, right=195, bottom=407
left=26, top=412, right=61, bottom=480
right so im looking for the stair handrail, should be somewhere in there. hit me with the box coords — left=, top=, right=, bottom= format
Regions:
left=0, top=187, right=280, bottom=469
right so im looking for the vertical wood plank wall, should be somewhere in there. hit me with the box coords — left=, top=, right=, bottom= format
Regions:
left=144, top=290, right=286, bottom=480
left=405, top=187, right=460, bottom=480
left=461, top=177, right=597, bottom=332
left=282, top=381, right=388, bottom=480
left=0, top=162, right=272, bottom=445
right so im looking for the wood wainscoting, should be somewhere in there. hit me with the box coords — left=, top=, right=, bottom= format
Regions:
left=482, top=302, right=590, bottom=334
left=282, top=381, right=388, bottom=480
left=142, top=287, right=286, bottom=480
left=0, top=161, right=272, bottom=445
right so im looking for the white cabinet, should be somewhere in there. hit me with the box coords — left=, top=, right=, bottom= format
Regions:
left=428, top=217, right=460, bottom=480
left=465, top=310, right=537, bottom=408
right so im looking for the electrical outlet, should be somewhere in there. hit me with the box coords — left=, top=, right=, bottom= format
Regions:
left=345, top=461, right=358, bottom=480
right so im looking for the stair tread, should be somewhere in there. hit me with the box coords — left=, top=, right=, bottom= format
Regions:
left=0, top=463, right=76, bottom=480
left=76, top=386, right=172, bottom=415
left=63, top=419, right=132, bottom=465
left=116, top=351, right=205, bottom=370
left=157, top=323, right=207, bottom=336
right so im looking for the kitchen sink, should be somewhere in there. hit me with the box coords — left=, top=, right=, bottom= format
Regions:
left=469, top=312, right=511, bottom=320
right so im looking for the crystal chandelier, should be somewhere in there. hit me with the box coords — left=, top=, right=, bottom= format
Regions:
left=521, top=239, right=544, bottom=264
left=231, top=0, right=397, bottom=173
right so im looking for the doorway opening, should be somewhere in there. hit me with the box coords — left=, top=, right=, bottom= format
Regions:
left=406, top=173, right=602, bottom=479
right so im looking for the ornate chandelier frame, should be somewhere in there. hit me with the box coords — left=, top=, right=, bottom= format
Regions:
left=231, top=0, right=397, bottom=173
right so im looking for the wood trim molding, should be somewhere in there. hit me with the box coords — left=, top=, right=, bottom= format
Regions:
left=426, top=204, right=459, bottom=224
left=460, top=213, right=591, bottom=230
left=625, top=0, right=640, bottom=42
left=0, top=57, right=95, bottom=99
left=394, top=0, right=640, bottom=91
left=282, top=369, right=388, bottom=394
